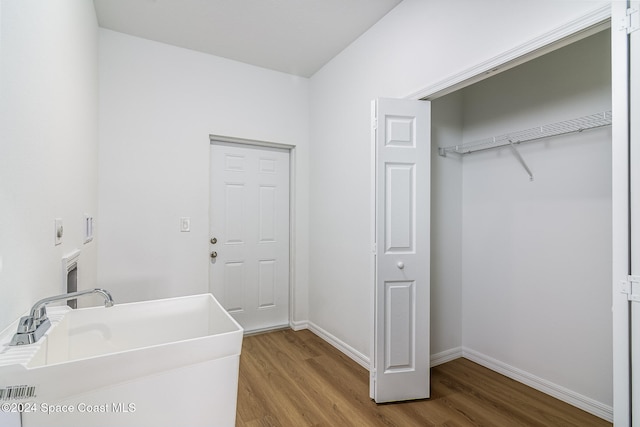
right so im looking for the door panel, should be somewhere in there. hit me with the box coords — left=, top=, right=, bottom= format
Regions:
left=224, top=183, right=245, bottom=243
left=372, top=97, right=430, bottom=402
left=258, top=259, right=276, bottom=308
left=259, top=186, right=277, bottom=241
left=385, top=163, right=415, bottom=252
left=210, top=143, right=290, bottom=332
left=385, top=280, right=415, bottom=371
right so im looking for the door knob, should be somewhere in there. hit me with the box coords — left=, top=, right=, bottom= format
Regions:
left=397, top=261, right=404, bottom=269
left=210, top=251, right=218, bottom=259
left=210, top=237, right=217, bottom=244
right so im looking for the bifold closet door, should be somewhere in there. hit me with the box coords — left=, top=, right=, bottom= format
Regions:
left=612, top=1, right=636, bottom=425
left=370, top=98, right=430, bottom=402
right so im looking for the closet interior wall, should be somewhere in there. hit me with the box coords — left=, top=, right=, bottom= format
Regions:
left=431, top=30, right=612, bottom=408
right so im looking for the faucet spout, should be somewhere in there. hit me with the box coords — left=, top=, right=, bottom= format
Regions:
left=29, top=288, right=114, bottom=319
left=10, top=288, right=115, bottom=346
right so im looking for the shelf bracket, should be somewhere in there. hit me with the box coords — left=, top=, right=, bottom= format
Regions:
left=508, top=142, right=534, bottom=181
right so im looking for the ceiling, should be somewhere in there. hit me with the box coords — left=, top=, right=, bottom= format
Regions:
left=93, top=0, right=402, bottom=78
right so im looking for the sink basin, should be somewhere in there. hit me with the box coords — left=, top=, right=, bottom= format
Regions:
left=0, top=293, right=243, bottom=427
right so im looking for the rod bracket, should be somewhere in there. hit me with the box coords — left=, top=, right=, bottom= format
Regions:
left=508, top=142, right=534, bottom=181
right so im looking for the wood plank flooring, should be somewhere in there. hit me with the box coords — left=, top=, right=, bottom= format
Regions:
left=236, top=329, right=611, bottom=427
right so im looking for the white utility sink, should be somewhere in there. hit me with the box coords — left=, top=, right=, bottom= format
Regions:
left=0, top=293, right=243, bottom=427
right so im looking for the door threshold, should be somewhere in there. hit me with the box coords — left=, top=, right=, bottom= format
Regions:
left=243, top=324, right=291, bottom=336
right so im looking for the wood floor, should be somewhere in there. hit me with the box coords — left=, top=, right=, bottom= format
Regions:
left=236, top=329, right=611, bottom=427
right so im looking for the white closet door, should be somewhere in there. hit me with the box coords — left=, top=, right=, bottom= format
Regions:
left=371, top=98, right=430, bottom=402
left=612, top=1, right=634, bottom=425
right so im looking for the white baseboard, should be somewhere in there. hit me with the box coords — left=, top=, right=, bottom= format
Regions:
left=293, top=323, right=463, bottom=370
left=243, top=323, right=290, bottom=336
left=289, top=319, right=308, bottom=331
left=462, top=347, right=613, bottom=422
left=304, top=322, right=371, bottom=370
left=431, top=347, right=463, bottom=367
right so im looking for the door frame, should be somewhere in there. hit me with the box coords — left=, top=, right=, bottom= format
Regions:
left=385, top=3, right=624, bottom=422
left=209, top=134, right=297, bottom=332
left=624, top=1, right=639, bottom=425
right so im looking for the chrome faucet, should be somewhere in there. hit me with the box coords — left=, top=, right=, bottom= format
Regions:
left=9, top=288, right=114, bottom=346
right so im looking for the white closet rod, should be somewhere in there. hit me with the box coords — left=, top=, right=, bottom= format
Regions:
left=438, top=110, right=612, bottom=157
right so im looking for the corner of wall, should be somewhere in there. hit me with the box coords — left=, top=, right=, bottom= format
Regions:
left=0, top=0, right=99, bottom=330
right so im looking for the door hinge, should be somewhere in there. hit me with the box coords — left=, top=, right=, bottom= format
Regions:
left=623, top=6, right=640, bottom=34
left=621, top=275, right=640, bottom=302
left=372, top=118, right=378, bottom=130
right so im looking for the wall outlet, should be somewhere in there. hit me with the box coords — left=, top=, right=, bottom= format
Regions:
left=180, top=217, right=190, bottom=232
left=54, top=218, right=63, bottom=246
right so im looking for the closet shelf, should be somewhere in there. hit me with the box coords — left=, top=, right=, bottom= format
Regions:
left=438, top=111, right=612, bottom=157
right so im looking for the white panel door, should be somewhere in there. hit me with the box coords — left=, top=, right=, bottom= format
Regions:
left=371, top=97, right=430, bottom=402
left=612, top=2, right=634, bottom=425
left=209, top=143, right=290, bottom=332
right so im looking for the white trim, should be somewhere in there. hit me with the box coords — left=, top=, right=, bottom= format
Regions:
left=289, top=319, right=308, bottom=331
left=288, top=147, right=297, bottom=335
left=301, top=321, right=463, bottom=372
left=209, top=136, right=297, bottom=330
left=408, top=4, right=611, bottom=101
left=243, top=324, right=290, bottom=336
left=369, top=100, right=378, bottom=399
left=209, top=134, right=295, bottom=150
left=430, top=347, right=462, bottom=367
left=61, top=249, right=81, bottom=292
left=306, top=321, right=370, bottom=370
left=462, top=347, right=613, bottom=422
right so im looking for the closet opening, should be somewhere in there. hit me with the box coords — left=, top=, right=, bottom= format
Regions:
left=429, top=27, right=612, bottom=420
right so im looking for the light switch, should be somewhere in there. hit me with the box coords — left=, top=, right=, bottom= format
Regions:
left=180, top=217, right=190, bottom=232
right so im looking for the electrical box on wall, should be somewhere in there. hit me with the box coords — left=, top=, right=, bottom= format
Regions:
left=84, top=214, right=94, bottom=243
left=62, top=249, right=80, bottom=308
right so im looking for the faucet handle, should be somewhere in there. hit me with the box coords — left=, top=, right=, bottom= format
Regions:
left=15, top=316, right=35, bottom=334
left=33, top=305, right=48, bottom=326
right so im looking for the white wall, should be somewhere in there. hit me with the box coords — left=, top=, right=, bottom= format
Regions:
left=458, top=30, right=612, bottom=406
left=98, top=30, right=310, bottom=322
left=0, top=0, right=99, bottom=332
left=308, top=0, right=609, bottom=361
